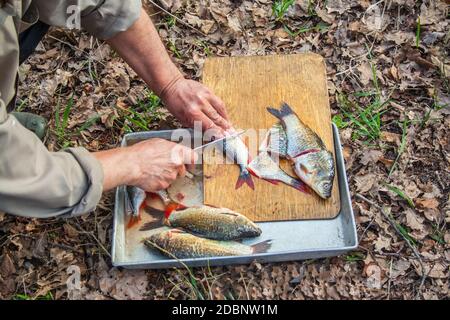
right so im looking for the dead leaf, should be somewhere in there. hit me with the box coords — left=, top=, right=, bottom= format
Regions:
left=360, top=149, right=383, bottom=165
left=354, top=173, right=377, bottom=193
left=0, top=254, right=16, bottom=278
left=416, top=198, right=439, bottom=210
left=405, top=209, right=425, bottom=231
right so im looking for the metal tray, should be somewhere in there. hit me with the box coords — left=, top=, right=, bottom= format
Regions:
left=111, top=124, right=357, bottom=269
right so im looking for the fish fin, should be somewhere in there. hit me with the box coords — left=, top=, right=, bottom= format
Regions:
left=280, top=102, right=295, bottom=116
left=251, top=240, right=272, bottom=254
left=164, top=202, right=185, bottom=219
left=263, top=178, right=280, bottom=186
left=144, top=206, right=165, bottom=216
left=235, top=170, right=255, bottom=190
left=219, top=211, right=240, bottom=217
left=247, top=167, right=260, bottom=178
left=291, top=180, right=311, bottom=194
left=266, top=107, right=282, bottom=120
left=139, top=219, right=164, bottom=231
left=126, top=214, right=142, bottom=229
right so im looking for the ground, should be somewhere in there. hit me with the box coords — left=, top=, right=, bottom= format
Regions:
left=0, top=0, right=449, bottom=300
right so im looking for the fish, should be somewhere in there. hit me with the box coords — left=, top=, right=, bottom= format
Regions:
left=144, top=229, right=271, bottom=259
left=163, top=206, right=262, bottom=240
left=248, top=152, right=309, bottom=193
left=267, top=102, right=335, bottom=199
left=126, top=186, right=147, bottom=228
left=167, top=175, right=203, bottom=207
left=216, top=132, right=254, bottom=190
left=260, top=122, right=288, bottom=158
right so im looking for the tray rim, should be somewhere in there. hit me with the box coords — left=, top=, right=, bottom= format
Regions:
left=111, top=124, right=358, bottom=269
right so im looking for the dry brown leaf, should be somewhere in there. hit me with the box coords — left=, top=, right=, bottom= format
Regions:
left=354, top=173, right=377, bottom=193
left=416, top=198, right=440, bottom=210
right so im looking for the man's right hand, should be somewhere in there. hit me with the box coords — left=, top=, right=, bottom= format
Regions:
left=94, top=138, right=198, bottom=193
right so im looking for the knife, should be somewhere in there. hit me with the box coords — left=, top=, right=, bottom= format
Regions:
left=193, top=129, right=246, bottom=152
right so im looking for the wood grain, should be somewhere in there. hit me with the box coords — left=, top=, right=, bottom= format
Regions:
left=202, top=54, right=340, bottom=222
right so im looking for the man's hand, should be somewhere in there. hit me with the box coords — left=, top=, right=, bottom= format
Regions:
left=93, top=138, right=197, bottom=192
left=160, top=77, right=230, bottom=134
left=106, top=9, right=231, bottom=135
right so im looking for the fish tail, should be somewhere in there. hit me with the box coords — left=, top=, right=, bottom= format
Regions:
left=251, top=240, right=272, bottom=254
left=280, top=102, right=295, bottom=116
left=235, top=169, right=255, bottom=190
left=126, top=213, right=142, bottom=229
left=267, top=102, right=294, bottom=120
left=126, top=201, right=147, bottom=229
left=139, top=219, right=163, bottom=231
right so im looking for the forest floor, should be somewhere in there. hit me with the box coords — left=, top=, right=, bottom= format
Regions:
left=0, top=0, right=448, bottom=300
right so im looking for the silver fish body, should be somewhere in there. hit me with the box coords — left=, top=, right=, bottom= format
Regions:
left=216, top=134, right=254, bottom=190
left=267, top=103, right=335, bottom=199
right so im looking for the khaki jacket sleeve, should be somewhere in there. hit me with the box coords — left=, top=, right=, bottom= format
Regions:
left=0, top=104, right=104, bottom=218
left=33, top=0, right=142, bottom=39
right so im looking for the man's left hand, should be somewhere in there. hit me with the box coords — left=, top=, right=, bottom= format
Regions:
left=160, top=77, right=231, bottom=135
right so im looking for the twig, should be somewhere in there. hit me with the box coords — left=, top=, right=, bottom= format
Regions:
left=387, top=257, right=393, bottom=300
left=147, top=0, right=208, bottom=37
left=355, top=194, right=427, bottom=300
left=74, top=223, right=111, bottom=258
left=47, top=35, right=106, bottom=67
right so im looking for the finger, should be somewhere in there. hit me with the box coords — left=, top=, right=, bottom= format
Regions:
left=177, top=164, right=186, bottom=177
left=207, top=93, right=229, bottom=121
left=202, top=102, right=230, bottom=131
left=194, top=110, right=225, bottom=135
left=174, top=144, right=199, bottom=165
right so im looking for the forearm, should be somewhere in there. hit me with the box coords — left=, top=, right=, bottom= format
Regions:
left=0, top=114, right=103, bottom=218
left=106, top=8, right=182, bottom=96
left=93, top=147, right=139, bottom=192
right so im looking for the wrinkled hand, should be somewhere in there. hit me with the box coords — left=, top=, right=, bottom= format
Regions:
left=160, top=77, right=231, bottom=135
left=126, top=138, right=197, bottom=192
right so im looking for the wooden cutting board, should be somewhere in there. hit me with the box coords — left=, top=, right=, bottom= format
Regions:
left=202, top=54, right=340, bottom=222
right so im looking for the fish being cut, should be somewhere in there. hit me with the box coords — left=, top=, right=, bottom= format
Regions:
left=215, top=132, right=254, bottom=190
left=267, top=102, right=335, bottom=199
left=259, top=122, right=288, bottom=158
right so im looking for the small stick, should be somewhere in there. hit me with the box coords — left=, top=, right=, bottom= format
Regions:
left=355, top=194, right=427, bottom=300
left=147, top=0, right=208, bottom=37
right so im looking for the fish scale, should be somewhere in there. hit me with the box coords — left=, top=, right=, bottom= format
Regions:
left=144, top=230, right=271, bottom=259
left=165, top=206, right=262, bottom=240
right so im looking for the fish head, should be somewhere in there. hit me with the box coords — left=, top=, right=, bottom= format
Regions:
left=294, top=150, right=335, bottom=199
left=234, top=215, right=262, bottom=237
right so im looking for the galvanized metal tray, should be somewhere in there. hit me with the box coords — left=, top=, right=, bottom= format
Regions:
left=111, top=124, right=357, bottom=269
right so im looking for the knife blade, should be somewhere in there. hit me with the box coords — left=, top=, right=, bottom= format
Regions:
left=193, top=130, right=246, bottom=152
